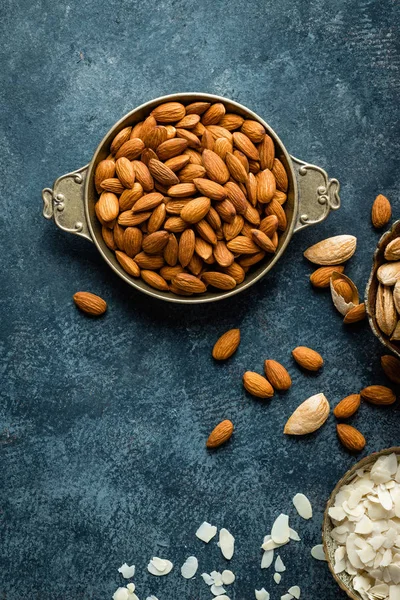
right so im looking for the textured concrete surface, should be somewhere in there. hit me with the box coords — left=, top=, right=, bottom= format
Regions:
left=1, top=0, right=399, bottom=598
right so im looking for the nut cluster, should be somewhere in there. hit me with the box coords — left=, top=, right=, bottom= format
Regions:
left=375, top=235, right=400, bottom=342
left=93, top=100, right=289, bottom=296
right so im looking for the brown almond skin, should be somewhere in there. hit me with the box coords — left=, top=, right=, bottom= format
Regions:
left=264, top=360, right=292, bottom=391
left=333, top=394, right=361, bottom=418
left=360, top=385, right=396, bottom=405
left=212, top=329, right=241, bottom=360
left=381, top=355, right=400, bottom=385
left=292, top=346, right=324, bottom=371
left=371, top=194, right=392, bottom=229
left=206, top=419, right=234, bottom=449
left=343, top=303, right=366, bottom=324
left=310, top=265, right=345, bottom=288
left=337, top=424, right=366, bottom=452
left=243, top=372, right=274, bottom=398
left=73, top=292, right=107, bottom=316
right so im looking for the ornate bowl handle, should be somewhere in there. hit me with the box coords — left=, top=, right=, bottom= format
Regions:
left=42, top=165, right=92, bottom=242
left=291, top=156, right=341, bottom=233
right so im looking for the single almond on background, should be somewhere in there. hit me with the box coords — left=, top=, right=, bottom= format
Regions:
left=304, top=235, right=357, bottom=265
left=292, top=346, right=324, bottom=371
left=284, top=393, right=330, bottom=435
left=371, top=194, right=391, bottom=229
left=206, top=419, right=234, bottom=448
left=243, top=371, right=274, bottom=398
left=337, top=424, right=366, bottom=452
left=310, top=265, right=345, bottom=288
left=264, top=360, right=292, bottom=390
left=360, top=385, right=396, bottom=405
left=343, top=303, right=366, bottom=324
left=212, top=329, right=241, bottom=360
left=333, top=394, right=361, bottom=418
left=73, top=292, right=107, bottom=316
left=381, top=355, right=400, bottom=384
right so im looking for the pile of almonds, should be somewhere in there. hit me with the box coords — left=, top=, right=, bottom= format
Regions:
left=94, top=100, right=289, bottom=296
left=375, top=235, right=400, bottom=343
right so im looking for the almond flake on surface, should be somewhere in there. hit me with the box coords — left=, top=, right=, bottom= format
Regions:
left=145, top=597, right=159, bottom=600
left=126, top=584, right=135, bottom=593
left=271, top=514, right=290, bottom=544
left=262, top=537, right=289, bottom=551
left=261, top=549, right=274, bottom=569
left=118, top=563, right=136, bottom=579
left=293, top=493, right=312, bottom=520
left=211, top=584, right=226, bottom=595
left=147, top=557, right=173, bottom=576
left=288, top=586, right=301, bottom=599
left=181, top=555, right=198, bottom=579
left=219, top=528, right=235, bottom=560
left=274, top=573, right=282, bottom=584
left=289, top=528, right=301, bottom=542
left=202, top=572, right=214, bottom=585
left=255, top=589, right=270, bottom=600
left=221, top=570, right=235, bottom=585
left=311, top=545, right=327, bottom=561
left=275, top=555, right=286, bottom=572
left=281, top=594, right=294, bottom=600
left=213, top=596, right=230, bottom=600
left=113, top=588, right=129, bottom=600
left=211, top=571, right=223, bottom=586
left=196, top=521, right=217, bottom=543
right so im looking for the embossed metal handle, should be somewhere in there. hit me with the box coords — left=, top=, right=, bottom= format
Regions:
left=42, top=165, right=92, bottom=242
left=291, top=156, right=340, bottom=233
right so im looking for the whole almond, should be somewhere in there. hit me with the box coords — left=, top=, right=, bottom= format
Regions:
left=360, top=385, right=396, bottom=405
left=193, top=178, right=227, bottom=201
left=215, top=199, right=236, bottom=224
left=185, top=101, right=211, bottom=115
left=272, top=158, right=288, bottom=192
left=148, top=159, right=179, bottom=186
left=310, top=265, right=345, bottom=288
left=371, top=194, right=392, bottom=229
left=292, top=346, right=324, bottom=371
left=164, top=216, right=187, bottom=233
left=256, top=169, right=276, bottom=203
left=202, top=271, right=236, bottom=290
left=195, top=237, right=213, bottom=261
left=119, top=183, right=144, bottom=211
left=141, top=270, right=169, bottom=291
left=202, top=149, right=230, bottom=184
left=95, top=159, right=116, bottom=193
left=147, top=203, right=166, bottom=233
left=164, top=154, right=190, bottom=171
left=251, top=229, right=276, bottom=254
left=151, top=102, right=186, bottom=123
left=385, top=237, right=400, bottom=261
left=377, top=262, right=400, bottom=286
left=179, top=163, right=207, bottom=183
left=206, top=125, right=233, bottom=141
left=132, top=192, right=164, bottom=213
left=243, top=371, right=274, bottom=398
left=113, top=223, right=125, bottom=250
left=115, top=251, right=141, bottom=277
left=381, top=355, right=400, bottom=384
left=142, top=230, right=169, bottom=254
left=141, top=147, right=158, bottom=166
left=202, top=103, right=226, bottom=126
left=73, top=292, right=107, bottom=316
left=246, top=172, right=258, bottom=206
left=225, top=152, right=249, bottom=184
left=139, top=115, right=157, bottom=140
left=264, top=360, right=292, bottom=390
left=172, top=272, right=206, bottom=293
left=118, top=211, right=151, bottom=227
left=232, top=132, right=259, bottom=161
left=259, top=215, right=279, bottom=238
left=333, top=394, right=361, bottom=418
left=304, top=235, right=357, bottom=265
left=337, top=424, right=366, bottom=452
left=224, top=181, right=247, bottom=214
left=97, top=192, right=119, bottom=222
left=184, top=148, right=203, bottom=165
left=166, top=199, right=191, bottom=215
left=223, top=215, right=244, bottom=241
left=115, top=138, right=145, bottom=160
left=157, top=138, right=188, bottom=161
left=178, top=228, right=195, bottom=267
left=244, top=202, right=261, bottom=226
left=201, top=129, right=215, bottom=151
left=115, top=157, right=135, bottom=188
left=343, top=303, right=366, bottom=324
left=219, top=113, right=245, bottom=130
left=238, top=251, right=266, bottom=267
left=240, top=120, right=265, bottom=143
left=123, top=227, right=142, bottom=257
left=212, top=329, right=241, bottom=360
left=258, top=134, right=275, bottom=170
left=227, top=236, right=259, bottom=255
left=143, top=125, right=168, bottom=150
left=176, top=128, right=201, bottom=149
left=160, top=265, right=184, bottom=280
left=333, top=278, right=354, bottom=303
left=213, top=241, right=235, bottom=267
left=132, top=160, right=154, bottom=191
left=195, top=219, right=218, bottom=245
left=376, top=284, right=397, bottom=336
left=284, top=393, right=330, bottom=435
left=134, top=252, right=164, bottom=270
left=110, top=126, right=132, bottom=154
left=164, top=233, right=179, bottom=266
left=214, top=137, right=233, bottom=160
left=206, top=206, right=222, bottom=230
left=168, top=183, right=197, bottom=198
left=175, top=114, right=200, bottom=129
left=180, top=197, right=211, bottom=224
left=102, top=225, right=117, bottom=250
left=187, top=253, right=203, bottom=276
left=206, top=419, right=234, bottom=449
left=100, top=178, right=125, bottom=194
left=265, top=199, right=287, bottom=231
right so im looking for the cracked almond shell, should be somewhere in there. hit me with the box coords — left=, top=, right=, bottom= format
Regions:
left=330, top=271, right=359, bottom=316
left=304, top=235, right=357, bottom=265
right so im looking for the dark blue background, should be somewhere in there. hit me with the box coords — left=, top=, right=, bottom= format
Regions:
left=1, top=0, right=399, bottom=598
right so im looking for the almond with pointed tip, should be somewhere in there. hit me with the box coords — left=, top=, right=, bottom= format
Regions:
left=202, top=103, right=226, bottom=126
left=95, top=159, right=116, bottom=193
left=202, top=149, right=230, bottom=184
left=310, top=265, right=345, bottom=288
left=381, top=355, right=400, bottom=384
left=304, top=235, right=357, bottom=265
left=193, top=178, right=227, bottom=201
left=115, top=251, right=141, bottom=277
left=148, top=159, right=179, bottom=187
left=151, top=101, right=186, bottom=123
left=333, top=394, right=361, bottom=418
left=292, top=346, right=324, bottom=371
left=202, top=271, right=236, bottom=290
left=264, top=360, right=292, bottom=390
left=73, top=292, right=107, bottom=316
left=376, top=284, right=397, bottom=336
left=115, top=138, right=145, bottom=160
left=140, top=270, right=169, bottom=291
left=206, top=419, right=234, bottom=448
left=343, top=303, right=366, bottom=324
left=284, top=393, right=330, bottom=435
left=337, top=424, right=366, bottom=452
left=371, top=194, right=391, bottom=229
left=360, top=385, right=396, bottom=405
left=385, top=237, right=400, bottom=261
left=232, top=132, right=259, bottom=161
left=212, top=329, right=241, bottom=360
left=243, top=372, right=274, bottom=398
left=172, top=273, right=206, bottom=294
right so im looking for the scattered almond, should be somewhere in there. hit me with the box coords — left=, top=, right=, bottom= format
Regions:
left=360, top=385, right=396, bottom=405
left=343, top=303, right=366, bottom=324
left=310, top=265, right=345, bottom=288
left=371, top=194, right=392, bottom=229
left=304, top=235, right=357, bottom=265
left=381, top=355, right=400, bottom=384
left=243, top=372, right=274, bottom=398
left=337, top=424, right=366, bottom=452
left=284, top=393, right=330, bottom=435
left=264, top=360, right=292, bottom=391
left=292, top=346, right=324, bottom=371
left=206, top=419, right=234, bottom=448
left=73, top=292, right=107, bottom=316
left=333, top=394, right=361, bottom=418
left=212, top=329, right=241, bottom=360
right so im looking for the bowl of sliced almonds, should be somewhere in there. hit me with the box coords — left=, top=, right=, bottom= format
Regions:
left=42, top=93, right=340, bottom=303
left=323, top=447, right=400, bottom=600
left=366, top=220, right=400, bottom=359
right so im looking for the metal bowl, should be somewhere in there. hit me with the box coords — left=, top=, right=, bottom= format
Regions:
left=365, top=220, right=400, bottom=359
left=322, top=447, right=400, bottom=599
left=42, top=93, right=340, bottom=304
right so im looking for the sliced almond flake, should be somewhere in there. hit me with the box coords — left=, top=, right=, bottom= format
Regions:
left=386, top=481, right=396, bottom=490
left=346, top=535, right=365, bottom=569
left=271, top=514, right=290, bottom=544
left=127, top=584, right=135, bottom=593
left=274, top=573, right=282, bottom=584
left=355, top=515, right=374, bottom=535
left=367, top=494, right=382, bottom=504
left=292, top=494, right=312, bottom=520
left=118, top=563, right=135, bottom=579
left=219, top=528, right=235, bottom=560
left=357, top=545, right=376, bottom=565
left=384, top=528, right=398, bottom=549
left=196, top=521, right=217, bottom=543
left=213, top=596, right=230, bottom=600
left=255, top=589, right=270, bottom=600
left=201, top=573, right=214, bottom=586
left=381, top=548, right=393, bottom=567
left=145, top=597, right=159, bottom=600
left=288, top=586, right=301, bottom=599
left=348, top=488, right=366, bottom=510
left=343, top=501, right=365, bottom=518
left=396, top=465, right=400, bottom=484
left=221, top=570, right=235, bottom=585
left=262, top=538, right=289, bottom=551
left=311, top=544, right=327, bottom=561
left=378, top=486, right=394, bottom=511
left=147, top=558, right=173, bottom=576
left=275, top=555, right=286, bottom=572
left=335, top=489, right=352, bottom=506
left=181, top=556, right=198, bottom=579
left=289, top=528, right=301, bottom=542
left=353, top=574, right=371, bottom=593
left=355, top=536, right=368, bottom=550
left=211, top=571, right=223, bottom=586
left=280, top=594, right=293, bottom=600
left=370, top=583, right=389, bottom=598
left=389, top=565, right=400, bottom=584
left=113, top=589, right=129, bottom=600
left=328, top=506, right=346, bottom=522
left=261, top=549, right=274, bottom=569
left=211, top=584, right=226, bottom=596
left=370, top=535, right=386, bottom=551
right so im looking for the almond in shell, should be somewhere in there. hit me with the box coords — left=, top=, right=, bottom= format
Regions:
left=310, top=265, right=345, bottom=288
left=385, top=237, right=400, bottom=261
left=304, top=235, right=357, bottom=265
left=330, top=272, right=359, bottom=316
left=343, top=303, right=366, bottom=324
left=284, top=393, right=330, bottom=435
